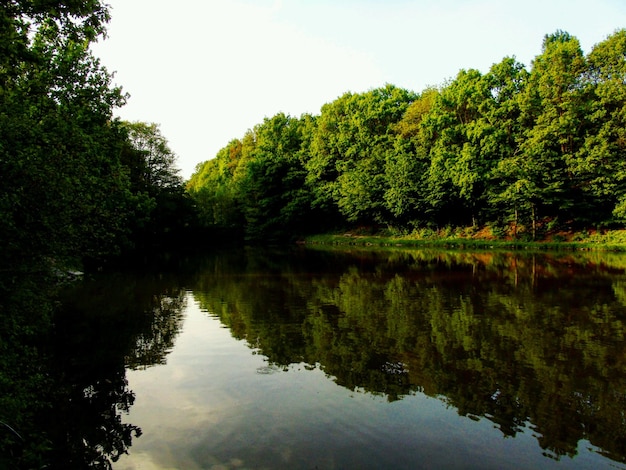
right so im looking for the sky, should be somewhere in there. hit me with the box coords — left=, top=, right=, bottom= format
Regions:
left=91, top=0, right=626, bottom=180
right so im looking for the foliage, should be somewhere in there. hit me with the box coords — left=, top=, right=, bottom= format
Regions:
left=0, top=1, right=128, bottom=265
left=119, top=121, right=194, bottom=249
left=190, top=29, right=626, bottom=241
left=187, top=113, right=319, bottom=241
left=121, top=122, right=183, bottom=192
left=0, top=1, right=194, bottom=463
left=0, top=1, right=191, bottom=270
left=306, top=84, right=418, bottom=225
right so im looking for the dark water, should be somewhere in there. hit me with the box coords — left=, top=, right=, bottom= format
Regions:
left=5, top=247, right=626, bottom=469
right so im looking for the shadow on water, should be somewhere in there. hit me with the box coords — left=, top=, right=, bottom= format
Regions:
left=192, top=246, right=626, bottom=466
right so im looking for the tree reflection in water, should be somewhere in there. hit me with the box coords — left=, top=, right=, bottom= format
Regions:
left=5, top=248, right=626, bottom=467
left=192, top=247, right=626, bottom=466
left=0, top=268, right=187, bottom=469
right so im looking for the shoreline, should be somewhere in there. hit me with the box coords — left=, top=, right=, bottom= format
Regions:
left=302, top=229, right=626, bottom=252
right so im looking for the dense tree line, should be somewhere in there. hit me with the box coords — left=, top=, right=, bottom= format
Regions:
left=188, top=29, right=626, bottom=241
left=0, top=1, right=191, bottom=274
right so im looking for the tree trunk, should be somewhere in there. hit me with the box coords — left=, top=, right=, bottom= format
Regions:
left=531, top=204, right=537, bottom=241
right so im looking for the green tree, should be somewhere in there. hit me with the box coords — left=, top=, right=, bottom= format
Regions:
left=187, top=29, right=626, bottom=238
left=306, top=84, right=417, bottom=226
left=512, top=31, right=586, bottom=236
left=189, top=113, right=316, bottom=241
left=421, top=69, right=497, bottom=226
left=572, top=29, right=626, bottom=223
left=0, top=1, right=138, bottom=266
left=383, top=88, right=438, bottom=226
left=119, top=121, right=195, bottom=248
left=481, top=57, right=528, bottom=233
left=121, top=122, right=182, bottom=193
left=187, top=141, right=245, bottom=232
left=239, top=113, right=313, bottom=241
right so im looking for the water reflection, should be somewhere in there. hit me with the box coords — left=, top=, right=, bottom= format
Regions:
left=53, top=271, right=189, bottom=468
left=6, top=248, right=626, bottom=468
left=192, top=247, right=626, bottom=465
left=0, top=267, right=188, bottom=469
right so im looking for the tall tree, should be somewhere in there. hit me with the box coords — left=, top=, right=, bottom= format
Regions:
left=572, top=29, right=626, bottom=223
left=0, top=0, right=139, bottom=265
left=514, top=31, right=586, bottom=236
left=306, top=84, right=417, bottom=225
left=384, top=87, right=438, bottom=226
left=122, top=122, right=182, bottom=192
left=239, top=113, right=313, bottom=241
left=120, top=122, right=194, bottom=248
left=187, top=139, right=245, bottom=232
left=483, top=57, right=529, bottom=232
left=422, top=69, right=497, bottom=226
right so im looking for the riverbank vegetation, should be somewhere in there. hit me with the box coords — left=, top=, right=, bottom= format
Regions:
left=188, top=29, right=626, bottom=246
left=5, top=1, right=626, bottom=266
left=0, top=1, right=194, bottom=277
left=303, top=227, right=626, bottom=252
left=0, top=3, right=191, bottom=467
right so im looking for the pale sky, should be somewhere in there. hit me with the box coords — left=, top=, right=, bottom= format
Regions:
left=92, top=0, right=626, bottom=180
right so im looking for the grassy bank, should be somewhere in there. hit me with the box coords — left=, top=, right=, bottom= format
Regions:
left=302, top=227, right=626, bottom=252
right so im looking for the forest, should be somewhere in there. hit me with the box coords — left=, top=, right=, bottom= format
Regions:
left=0, top=4, right=192, bottom=466
left=188, top=28, right=626, bottom=242
left=4, top=0, right=626, bottom=263
left=0, top=0, right=193, bottom=276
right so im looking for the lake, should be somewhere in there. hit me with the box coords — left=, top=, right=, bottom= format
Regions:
left=51, top=247, right=626, bottom=469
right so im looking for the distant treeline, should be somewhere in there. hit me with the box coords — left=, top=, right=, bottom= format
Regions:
left=188, top=29, right=626, bottom=241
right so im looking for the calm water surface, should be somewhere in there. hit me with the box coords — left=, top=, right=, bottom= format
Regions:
left=59, top=248, right=626, bottom=469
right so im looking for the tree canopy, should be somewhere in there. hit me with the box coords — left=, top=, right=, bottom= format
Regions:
left=0, top=1, right=189, bottom=271
left=189, top=29, right=626, bottom=241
